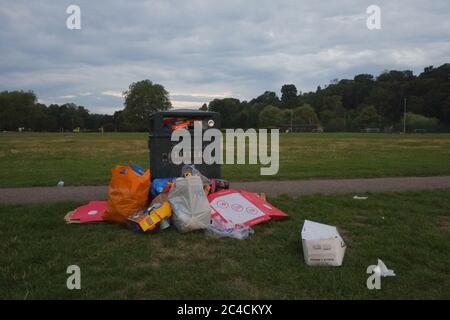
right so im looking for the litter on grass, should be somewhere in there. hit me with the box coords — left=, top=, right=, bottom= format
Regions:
left=127, top=202, right=172, bottom=233
left=301, top=220, right=347, bottom=266
left=168, top=175, right=212, bottom=233
left=103, top=163, right=150, bottom=224
left=65, top=201, right=107, bottom=223
left=151, top=177, right=176, bottom=197
left=65, top=162, right=288, bottom=240
left=208, top=189, right=288, bottom=227
left=353, top=195, right=368, bottom=200
left=374, top=259, right=396, bottom=277
left=206, top=217, right=254, bottom=240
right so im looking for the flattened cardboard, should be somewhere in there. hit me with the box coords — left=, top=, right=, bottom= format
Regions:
left=208, top=189, right=288, bottom=227
left=66, top=201, right=107, bottom=223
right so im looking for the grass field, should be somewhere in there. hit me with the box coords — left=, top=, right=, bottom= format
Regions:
left=1, top=189, right=449, bottom=299
left=1, top=132, right=450, bottom=187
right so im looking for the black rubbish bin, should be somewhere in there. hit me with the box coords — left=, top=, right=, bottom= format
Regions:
left=149, top=109, right=221, bottom=179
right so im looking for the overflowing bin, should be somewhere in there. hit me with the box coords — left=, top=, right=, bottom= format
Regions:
left=149, top=109, right=221, bottom=179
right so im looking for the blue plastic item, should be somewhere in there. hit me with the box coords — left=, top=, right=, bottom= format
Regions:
left=151, top=177, right=176, bottom=197
left=130, top=163, right=146, bottom=176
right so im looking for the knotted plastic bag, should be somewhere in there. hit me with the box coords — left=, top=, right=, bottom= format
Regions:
left=103, top=163, right=151, bottom=224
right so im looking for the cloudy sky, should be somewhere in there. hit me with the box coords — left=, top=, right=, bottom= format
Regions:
left=1, top=0, right=449, bottom=114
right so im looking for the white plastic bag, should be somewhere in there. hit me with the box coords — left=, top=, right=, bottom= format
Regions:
left=375, top=259, right=396, bottom=277
left=168, top=176, right=211, bottom=232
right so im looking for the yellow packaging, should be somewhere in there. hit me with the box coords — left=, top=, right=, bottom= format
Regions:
left=127, top=202, right=172, bottom=233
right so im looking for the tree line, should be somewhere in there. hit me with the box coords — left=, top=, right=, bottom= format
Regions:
left=206, top=63, right=450, bottom=132
left=0, top=80, right=172, bottom=133
left=1, top=63, right=449, bottom=132
left=0, top=91, right=115, bottom=132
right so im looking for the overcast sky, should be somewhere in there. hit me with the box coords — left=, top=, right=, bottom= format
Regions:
left=1, top=0, right=449, bottom=114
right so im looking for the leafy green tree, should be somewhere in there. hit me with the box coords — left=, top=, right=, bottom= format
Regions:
left=30, top=103, right=56, bottom=131
left=208, top=98, right=242, bottom=128
left=352, top=105, right=381, bottom=129
left=259, top=105, right=283, bottom=127
left=322, top=95, right=343, bottom=111
left=123, top=79, right=172, bottom=131
left=442, top=97, right=450, bottom=124
left=250, top=91, right=280, bottom=107
left=318, top=95, right=347, bottom=131
left=281, top=109, right=292, bottom=126
left=58, top=103, right=86, bottom=131
left=318, top=110, right=344, bottom=131
left=293, top=104, right=320, bottom=125
left=403, top=112, right=439, bottom=132
left=326, top=118, right=346, bottom=132
left=235, top=111, right=249, bottom=129
left=281, top=84, right=298, bottom=108
left=352, top=74, right=374, bottom=108
left=0, top=90, right=37, bottom=131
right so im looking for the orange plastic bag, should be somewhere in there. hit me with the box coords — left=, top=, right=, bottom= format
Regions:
left=103, top=164, right=151, bottom=223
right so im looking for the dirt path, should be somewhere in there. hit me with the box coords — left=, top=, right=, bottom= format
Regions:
left=1, top=176, right=450, bottom=204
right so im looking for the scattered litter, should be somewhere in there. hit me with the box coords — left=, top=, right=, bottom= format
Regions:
left=151, top=192, right=169, bottom=206
left=301, top=220, right=347, bottom=266
left=209, top=178, right=230, bottom=194
left=353, top=195, right=368, bottom=200
left=182, top=164, right=210, bottom=185
left=66, top=162, right=282, bottom=240
left=65, top=201, right=107, bottom=223
left=239, top=190, right=287, bottom=220
left=127, top=202, right=172, bottom=233
left=168, top=176, right=212, bottom=232
left=258, top=192, right=267, bottom=202
left=208, top=189, right=288, bottom=227
left=57, top=181, right=64, bottom=187
left=375, top=259, right=396, bottom=277
left=205, top=216, right=254, bottom=240
left=151, top=177, right=176, bottom=197
left=67, top=111, right=292, bottom=242
left=103, top=163, right=150, bottom=223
